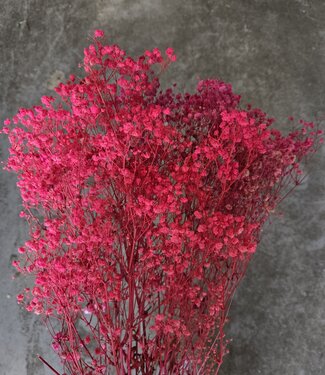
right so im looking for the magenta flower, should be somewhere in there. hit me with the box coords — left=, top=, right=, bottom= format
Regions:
left=1, top=30, right=323, bottom=375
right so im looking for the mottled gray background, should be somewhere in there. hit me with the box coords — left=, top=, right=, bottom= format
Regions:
left=0, top=1, right=324, bottom=374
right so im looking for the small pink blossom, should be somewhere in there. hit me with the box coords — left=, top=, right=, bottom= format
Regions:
left=94, top=29, right=104, bottom=38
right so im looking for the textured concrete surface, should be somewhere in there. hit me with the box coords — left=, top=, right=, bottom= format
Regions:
left=0, top=1, right=324, bottom=374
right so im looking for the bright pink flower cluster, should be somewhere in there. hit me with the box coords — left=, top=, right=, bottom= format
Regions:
left=1, top=29, right=323, bottom=374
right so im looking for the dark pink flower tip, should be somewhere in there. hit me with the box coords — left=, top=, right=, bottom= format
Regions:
left=94, top=29, right=105, bottom=38
left=165, top=47, right=174, bottom=56
left=165, top=47, right=176, bottom=62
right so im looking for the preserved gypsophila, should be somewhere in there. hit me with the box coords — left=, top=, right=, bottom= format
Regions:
left=1, top=29, right=323, bottom=375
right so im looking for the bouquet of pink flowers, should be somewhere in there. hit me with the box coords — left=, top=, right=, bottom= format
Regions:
left=1, top=30, right=323, bottom=374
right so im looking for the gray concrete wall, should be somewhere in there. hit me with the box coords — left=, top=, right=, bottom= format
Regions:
left=0, top=1, right=324, bottom=374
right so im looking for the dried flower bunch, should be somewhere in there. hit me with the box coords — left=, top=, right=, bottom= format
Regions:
left=1, top=30, right=323, bottom=374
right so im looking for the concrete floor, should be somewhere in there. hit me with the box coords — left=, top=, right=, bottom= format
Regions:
left=0, top=1, right=324, bottom=374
